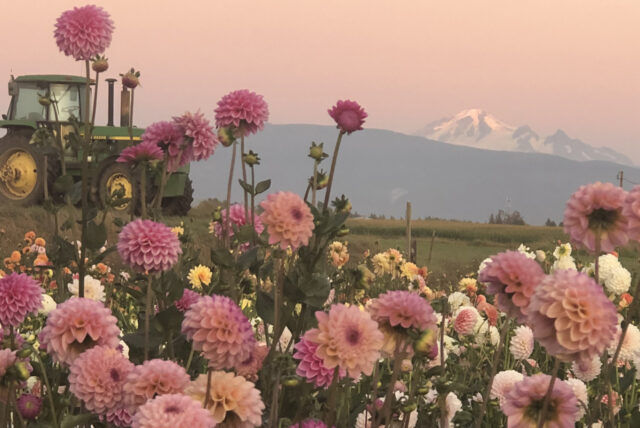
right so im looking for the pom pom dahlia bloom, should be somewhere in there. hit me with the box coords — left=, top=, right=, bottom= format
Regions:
left=490, top=370, right=524, bottom=405
left=453, top=307, right=479, bottom=336
left=563, top=182, right=629, bottom=252
left=478, top=250, right=544, bottom=323
left=215, top=89, right=269, bottom=137
left=117, top=141, right=164, bottom=164
left=213, top=204, right=264, bottom=243
left=103, top=407, right=133, bottom=427
left=68, top=274, right=105, bottom=301
left=40, top=297, right=120, bottom=365
left=565, top=378, right=588, bottom=420
left=328, top=100, right=367, bottom=134
left=528, top=270, right=617, bottom=367
left=571, top=356, right=602, bottom=382
left=54, top=5, right=114, bottom=61
left=117, top=219, right=182, bottom=273
left=502, top=374, right=578, bottom=427
left=186, top=371, right=264, bottom=427
left=236, top=342, right=269, bottom=381
left=123, top=359, right=190, bottom=410
left=305, top=304, right=384, bottom=378
left=174, top=111, right=218, bottom=161
left=0, top=272, right=43, bottom=327
left=69, top=346, right=134, bottom=415
left=294, top=333, right=345, bottom=388
left=175, top=288, right=201, bottom=312
left=260, top=192, right=314, bottom=250
left=181, top=294, right=256, bottom=370
left=16, top=394, right=42, bottom=420
left=369, top=290, right=437, bottom=331
left=509, top=325, right=534, bottom=360
left=142, top=121, right=190, bottom=172
left=132, top=394, right=216, bottom=428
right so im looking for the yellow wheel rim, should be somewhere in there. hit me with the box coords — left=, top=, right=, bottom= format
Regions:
left=0, top=150, right=38, bottom=200
left=106, top=173, right=133, bottom=210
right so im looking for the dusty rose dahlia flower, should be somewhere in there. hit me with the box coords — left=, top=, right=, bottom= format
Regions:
left=563, top=182, right=629, bottom=252
left=236, top=342, right=269, bottom=381
left=328, top=100, right=367, bottom=134
left=103, top=407, right=133, bottom=427
left=117, top=219, right=182, bottom=273
left=501, top=374, right=578, bottom=427
left=181, top=294, right=256, bottom=370
left=214, top=204, right=264, bottom=241
left=117, top=141, right=163, bottom=164
left=305, top=304, right=384, bottom=378
left=509, top=325, right=534, bottom=360
left=175, top=288, right=201, bottom=312
left=124, top=359, right=190, bottom=410
left=291, top=420, right=330, bottom=428
left=623, top=185, right=640, bottom=241
left=16, top=394, right=42, bottom=420
left=0, top=349, right=17, bottom=378
left=453, top=307, right=479, bottom=336
left=215, top=89, right=269, bottom=137
left=132, top=394, right=216, bottom=428
left=39, top=297, right=120, bottom=365
left=69, top=346, right=134, bottom=415
left=294, top=333, right=345, bottom=388
left=260, top=192, right=314, bottom=250
left=0, top=272, right=43, bottom=326
left=54, top=5, right=114, bottom=61
left=478, top=251, right=544, bottom=323
left=528, top=270, right=617, bottom=367
left=174, top=111, right=218, bottom=161
left=369, top=290, right=437, bottom=331
left=186, top=371, right=264, bottom=427
left=142, top=120, right=190, bottom=172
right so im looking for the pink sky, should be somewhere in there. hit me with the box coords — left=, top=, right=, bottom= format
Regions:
left=2, top=0, right=639, bottom=160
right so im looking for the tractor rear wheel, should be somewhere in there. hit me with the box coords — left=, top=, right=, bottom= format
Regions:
left=0, top=137, right=53, bottom=205
left=162, top=177, right=193, bottom=216
left=98, top=163, right=138, bottom=213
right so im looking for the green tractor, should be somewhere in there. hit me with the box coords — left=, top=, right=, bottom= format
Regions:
left=0, top=74, right=193, bottom=215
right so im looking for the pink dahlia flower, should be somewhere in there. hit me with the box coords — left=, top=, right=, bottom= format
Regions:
left=528, top=270, right=617, bottom=367
left=185, top=371, right=264, bottom=426
left=305, top=304, right=384, bottom=378
left=124, top=359, right=190, bottom=410
left=132, top=394, right=216, bottom=428
left=478, top=251, right=545, bottom=323
left=16, top=394, right=42, bottom=420
left=117, top=141, right=163, bottom=164
left=236, top=342, right=269, bottom=381
left=294, top=333, right=345, bottom=388
left=564, top=182, right=629, bottom=252
left=142, top=120, right=191, bottom=172
left=174, top=111, right=218, bottom=161
left=260, top=192, right=315, bottom=250
left=453, top=307, right=479, bottom=336
left=0, top=349, right=17, bottom=378
left=117, top=219, right=182, bottom=273
left=215, top=89, right=269, bottom=137
left=39, top=297, right=120, bottom=365
left=54, top=5, right=114, bottom=61
left=291, top=420, right=331, bottom=428
left=623, top=185, right=640, bottom=241
left=328, top=100, right=367, bottom=134
left=181, top=294, right=256, bottom=370
left=501, top=374, right=578, bottom=427
left=0, top=272, right=43, bottom=327
left=69, top=346, right=134, bottom=415
left=214, top=204, right=264, bottom=242
left=369, top=290, right=437, bottom=331
left=175, top=288, right=201, bottom=312
left=103, top=407, right=133, bottom=427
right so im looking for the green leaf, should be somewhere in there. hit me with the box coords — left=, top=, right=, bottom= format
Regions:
left=424, top=365, right=443, bottom=378
left=256, top=290, right=275, bottom=324
left=85, top=221, right=107, bottom=251
left=238, top=179, right=254, bottom=196
left=234, top=224, right=256, bottom=243
left=61, top=413, right=95, bottom=428
left=70, top=181, right=83, bottom=205
left=113, top=216, right=124, bottom=227
left=48, top=235, right=77, bottom=266
left=237, top=246, right=259, bottom=270
left=53, top=174, right=74, bottom=194
left=210, top=248, right=234, bottom=267
left=89, top=245, right=116, bottom=265
left=621, top=367, right=636, bottom=391
left=255, top=179, right=271, bottom=195
left=299, top=273, right=330, bottom=307
left=155, top=306, right=183, bottom=333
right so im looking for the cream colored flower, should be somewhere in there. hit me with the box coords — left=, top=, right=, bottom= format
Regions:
left=509, top=325, right=534, bottom=360
left=67, top=275, right=105, bottom=302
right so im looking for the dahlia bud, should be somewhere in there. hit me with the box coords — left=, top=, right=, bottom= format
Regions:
left=91, top=55, right=109, bottom=73
left=281, top=376, right=301, bottom=387
left=308, top=141, right=328, bottom=161
left=120, top=68, right=140, bottom=89
left=309, top=171, right=328, bottom=190
left=416, top=386, right=430, bottom=395
left=336, top=226, right=349, bottom=237
left=13, top=362, right=31, bottom=380
left=243, top=150, right=260, bottom=166
left=38, top=96, right=51, bottom=106
left=356, top=264, right=375, bottom=289
left=16, top=348, right=32, bottom=359
left=401, top=402, right=417, bottom=413
left=218, top=127, right=236, bottom=147
left=414, top=329, right=438, bottom=356
left=332, top=195, right=351, bottom=213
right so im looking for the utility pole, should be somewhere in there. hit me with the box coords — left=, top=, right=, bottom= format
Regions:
left=617, top=170, right=624, bottom=188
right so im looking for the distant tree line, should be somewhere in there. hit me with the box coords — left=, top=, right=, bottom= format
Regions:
left=488, top=210, right=526, bottom=225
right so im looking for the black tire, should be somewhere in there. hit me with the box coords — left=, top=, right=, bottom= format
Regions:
left=0, top=136, right=55, bottom=205
left=162, top=177, right=193, bottom=216
left=98, top=162, right=138, bottom=213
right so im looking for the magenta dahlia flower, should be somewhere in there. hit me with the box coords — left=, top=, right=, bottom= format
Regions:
left=123, top=359, right=190, bottom=410
left=0, top=272, right=43, bottom=327
left=54, top=5, right=114, bottom=61
left=328, top=100, right=367, bottom=134
left=294, top=333, right=345, bottom=388
left=260, top=192, right=315, bottom=250
left=69, top=346, right=134, bottom=415
left=215, top=89, right=269, bottom=137
left=564, top=182, right=629, bottom=252
left=132, top=393, right=215, bottom=428
left=102, top=407, right=133, bottom=427
left=623, top=185, right=640, bottom=242
left=291, top=420, right=331, bottom=428
left=0, top=349, right=17, bottom=378
left=501, top=374, right=578, bottom=427
left=528, top=270, right=618, bottom=367
left=369, top=290, right=437, bottom=331
left=214, top=204, right=264, bottom=248
left=305, top=304, right=384, bottom=378
left=39, top=297, right=120, bottom=365
left=186, top=371, right=264, bottom=426
left=117, top=219, right=182, bottom=273
left=142, top=120, right=191, bottom=172
left=117, top=141, right=163, bottom=164
left=16, top=394, right=42, bottom=420
left=478, top=251, right=545, bottom=323
left=174, top=111, right=218, bottom=161
left=181, top=294, right=256, bottom=370
left=175, top=288, right=201, bottom=312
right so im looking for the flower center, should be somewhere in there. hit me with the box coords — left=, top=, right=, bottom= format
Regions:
left=290, top=208, right=303, bottom=221
left=109, top=368, right=120, bottom=382
left=587, top=208, right=620, bottom=232
left=165, top=405, right=181, bottom=414
left=346, top=327, right=361, bottom=345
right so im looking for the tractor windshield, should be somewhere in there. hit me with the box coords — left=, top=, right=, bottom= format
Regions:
left=9, top=82, right=87, bottom=122
left=50, top=84, right=83, bottom=121
left=11, top=83, right=46, bottom=121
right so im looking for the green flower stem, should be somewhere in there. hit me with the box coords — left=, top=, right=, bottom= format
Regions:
left=240, top=135, right=249, bottom=222
left=607, top=321, right=629, bottom=425
left=269, top=368, right=282, bottom=427
left=140, top=164, right=147, bottom=219
left=79, top=59, right=92, bottom=298
left=537, top=358, right=560, bottom=428
left=155, top=156, right=169, bottom=211
left=204, top=367, right=213, bottom=408
left=323, top=131, right=345, bottom=212
left=9, top=386, right=25, bottom=428
left=594, top=230, right=601, bottom=284
left=223, top=141, right=238, bottom=249
left=311, top=160, right=319, bottom=207
left=90, top=70, right=100, bottom=126
left=144, top=274, right=153, bottom=360
left=34, top=349, right=59, bottom=428
left=185, top=345, right=195, bottom=372
left=376, top=342, right=407, bottom=428
left=475, top=317, right=511, bottom=428
left=268, top=258, right=285, bottom=356
left=250, top=164, right=256, bottom=244
left=128, top=88, right=135, bottom=145
left=324, top=367, right=340, bottom=426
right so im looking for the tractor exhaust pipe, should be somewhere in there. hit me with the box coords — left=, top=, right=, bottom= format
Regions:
left=120, top=86, right=130, bottom=127
left=105, top=78, right=116, bottom=126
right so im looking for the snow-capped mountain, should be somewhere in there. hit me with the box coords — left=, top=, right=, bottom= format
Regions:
left=416, top=109, right=634, bottom=165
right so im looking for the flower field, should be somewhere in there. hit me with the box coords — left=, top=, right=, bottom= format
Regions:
left=2, top=5, right=640, bottom=428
